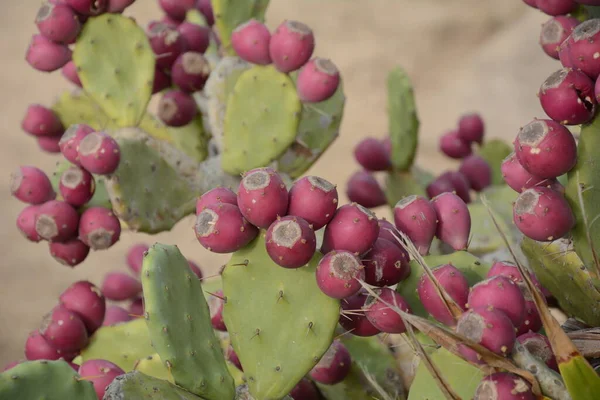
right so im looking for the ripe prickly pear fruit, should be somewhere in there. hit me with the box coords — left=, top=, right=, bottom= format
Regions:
left=35, top=200, right=79, bottom=242
left=539, top=68, right=596, bottom=125
left=10, top=166, right=55, bottom=205
left=61, top=61, right=82, bottom=87
left=439, top=170, right=471, bottom=203
left=36, top=2, right=81, bottom=44
left=486, top=260, right=551, bottom=299
left=208, top=290, right=226, bottom=331
left=458, top=155, right=491, bottom=192
left=21, top=104, right=63, bottom=137
left=513, top=186, right=574, bottom=241
left=17, top=205, right=42, bottom=242
left=147, top=22, right=186, bottom=69
left=227, top=346, right=242, bottom=371
left=158, top=0, right=196, bottom=20
left=237, top=167, right=289, bottom=229
left=125, top=243, right=149, bottom=275
left=266, top=216, right=316, bottom=268
left=49, top=239, right=90, bottom=267
left=102, top=305, right=132, bottom=326
left=59, top=281, right=106, bottom=335
left=426, top=175, right=456, bottom=199
left=37, top=135, right=62, bottom=153
left=346, top=170, right=387, bottom=209
left=78, top=131, right=121, bottom=175
left=339, top=288, right=381, bottom=337
left=364, top=288, right=411, bottom=334
left=59, top=124, right=94, bottom=166
left=468, top=276, right=527, bottom=328
left=157, top=89, right=198, bottom=127
left=540, top=16, right=579, bottom=59
left=456, top=306, right=516, bottom=356
left=559, top=19, right=600, bottom=79
left=321, top=203, right=380, bottom=255
left=457, top=113, right=484, bottom=145
left=296, top=58, right=340, bottom=103
left=289, top=377, right=320, bottom=399
left=287, top=175, right=338, bottom=230
left=152, top=66, right=171, bottom=94
left=187, top=260, right=203, bottom=279
left=309, top=340, right=351, bottom=385
left=501, top=152, right=556, bottom=193
left=79, top=359, right=125, bottom=399
left=536, top=0, right=577, bottom=15
left=517, top=331, right=558, bottom=371
left=269, top=20, right=315, bottom=73
left=78, top=207, right=121, bottom=250
left=473, top=372, right=535, bottom=400
left=431, top=192, right=471, bottom=251
left=361, top=238, right=410, bottom=287
left=66, top=0, right=108, bottom=15
left=417, top=264, right=469, bottom=325
left=107, top=0, right=136, bottom=13
left=196, top=187, right=238, bottom=215
left=59, top=166, right=95, bottom=207
left=316, top=250, right=364, bottom=299
left=196, top=0, right=214, bottom=26
left=128, top=297, right=144, bottom=316
left=377, top=218, right=403, bottom=248
left=354, top=137, right=392, bottom=171
left=171, top=52, right=210, bottom=93
left=231, top=19, right=272, bottom=65
left=393, top=195, right=437, bottom=255
left=439, top=130, right=472, bottom=159
left=25, top=331, right=76, bottom=361
left=517, top=300, right=543, bottom=336
left=40, top=305, right=89, bottom=352
left=177, top=22, right=211, bottom=54
left=25, top=34, right=72, bottom=72
left=101, top=272, right=142, bottom=301
left=195, top=203, right=259, bottom=253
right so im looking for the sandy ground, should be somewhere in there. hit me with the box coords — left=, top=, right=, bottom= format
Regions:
left=0, top=1, right=559, bottom=365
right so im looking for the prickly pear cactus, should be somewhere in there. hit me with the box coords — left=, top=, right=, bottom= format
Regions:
left=104, top=371, right=204, bottom=400
left=134, top=353, right=174, bottom=383
left=212, top=0, right=270, bottom=55
left=388, top=67, right=419, bottom=171
left=51, top=160, right=112, bottom=211
left=52, top=90, right=114, bottom=131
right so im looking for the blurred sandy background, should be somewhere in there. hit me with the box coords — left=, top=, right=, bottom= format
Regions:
left=0, top=0, right=559, bottom=364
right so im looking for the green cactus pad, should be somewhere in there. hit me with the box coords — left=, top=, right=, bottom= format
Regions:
left=222, top=234, right=340, bottom=399
left=477, top=139, right=512, bottom=186
left=52, top=90, right=114, bottom=130
left=221, top=65, right=301, bottom=175
left=80, top=318, right=154, bottom=372
left=396, top=251, right=490, bottom=320
left=212, top=0, right=270, bottom=56
left=0, top=360, right=97, bottom=400
left=387, top=67, right=419, bottom=171
left=51, top=160, right=112, bottom=211
left=520, top=237, right=600, bottom=326
left=73, top=14, right=154, bottom=127
left=384, top=168, right=429, bottom=208
left=104, top=371, right=204, bottom=400
left=141, top=243, right=235, bottom=400
left=134, top=354, right=174, bottom=383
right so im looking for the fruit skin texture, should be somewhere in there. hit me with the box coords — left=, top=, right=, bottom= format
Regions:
left=265, top=216, right=317, bottom=268
left=361, top=238, right=410, bottom=287
left=59, top=280, right=106, bottom=334
left=102, top=305, right=132, bottom=326
left=35, top=2, right=81, bottom=44
left=439, top=130, right=472, bottom=159
left=196, top=187, right=238, bottom=215
left=10, top=166, right=55, bottom=205
left=474, top=372, right=535, bottom=400
left=287, top=176, right=338, bottom=230
left=346, top=170, right=387, bottom=209
left=269, top=20, right=315, bottom=73
left=79, top=359, right=126, bottom=399
left=231, top=19, right=272, bottom=65
left=517, top=331, right=558, bottom=371
left=296, top=58, right=341, bottom=103
left=316, top=250, right=365, bottom=299
left=59, top=124, right=94, bottom=166
left=26, top=34, right=72, bottom=72
left=377, top=218, right=403, bottom=248
left=21, top=104, right=64, bottom=137
left=195, top=203, right=259, bottom=253
left=321, top=203, right=380, bottom=255
left=501, top=152, right=555, bottom=193
left=40, top=305, right=89, bottom=352
left=17, top=205, right=42, bottom=242
left=126, top=243, right=149, bottom=275
left=309, top=340, right=351, bottom=384
left=338, top=288, right=380, bottom=337
left=457, top=113, right=484, bottom=144
left=393, top=195, right=437, bottom=255
left=171, top=52, right=211, bottom=93
left=458, top=155, right=492, bottom=192
left=24, top=331, right=77, bottom=361
left=101, top=272, right=142, bottom=301
left=539, top=68, right=596, bottom=125
left=439, top=171, right=471, bottom=204
left=237, top=167, right=289, bottom=229
left=66, top=0, right=108, bottom=16
left=35, top=200, right=79, bottom=242
left=417, top=264, right=469, bottom=326
left=536, top=0, right=577, bottom=16
left=62, top=61, right=82, bottom=86
left=158, top=89, right=198, bottom=127
left=158, top=0, right=196, bottom=20
left=456, top=306, right=516, bottom=356
left=426, top=175, right=456, bottom=199
left=431, top=192, right=471, bottom=251
left=78, top=207, right=122, bottom=250
left=540, top=16, right=579, bottom=59
left=289, top=377, right=321, bottom=399
left=513, top=186, right=575, bottom=241
left=354, top=137, right=392, bottom=171
left=37, top=135, right=62, bottom=153
left=177, top=22, right=210, bottom=54
left=468, top=276, right=527, bottom=328
left=365, top=288, right=412, bottom=334
left=558, top=18, right=600, bottom=79
left=49, top=239, right=90, bottom=267
left=59, top=166, right=95, bottom=207
left=147, top=22, right=186, bottom=69
left=78, top=131, right=121, bottom=175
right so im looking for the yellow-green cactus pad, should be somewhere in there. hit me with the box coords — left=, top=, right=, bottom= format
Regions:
left=52, top=90, right=114, bottom=131
left=134, top=354, right=173, bottom=383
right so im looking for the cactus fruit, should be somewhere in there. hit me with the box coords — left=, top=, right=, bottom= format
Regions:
left=457, top=113, right=484, bottom=145
left=40, top=305, right=89, bottom=352
left=339, top=289, right=380, bottom=337
left=195, top=203, right=259, bottom=253
left=431, top=192, right=471, bottom=251
left=266, top=216, right=317, bottom=268
left=321, top=203, right=380, bottom=255
left=540, top=16, right=579, bottom=59
left=269, top=20, right=315, bottom=73
left=25, top=331, right=77, bottom=362
left=21, top=104, right=64, bottom=137
left=346, top=170, right=387, bottom=208
left=171, top=52, right=211, bottom=93
left=196, top=187, right=238, bottom=214
left=473, top=372, right=535, bottom=400
left=467, top=276, right=527, bottom=328
left=364, top=288, right=412, bottom=333
left=501, top=152, right=555, bottom=193
left=517, top=332, right=558, bottom=371
left=231, top=19, right=272, bottom=65
left=393, top=195, right=437, bottom=255
left=59, top=281, right=106, bottom=334
left=287, top=176, right=339, bottom=230
left=539, top=68, right=596, bottom=125
left=456, top=307, right=516, bottom=356
left=49, top=239, right=90, bottom=267
left=296, top=58, right=341, bottom=103
left=417, top=264, right=469, bottom=325
left=78, top=206, right=121, bottom=250
left=25, top=34, right=72, bottom=72
left=353, top=138, right=392, bottom=172
left=439, top=130, right=472, bottom=159
left=361, top=238, right=410, bottom=287
left=16, top=205, right=42, bottom=242
left=58, top=125, right=93, bottom=165
left=316, top=250, right=364, bottom=299
left=177, top=21, right=211, bottom=54
left=35, top=200, right=79, bottom=242
left=66, top=0, right=108, bottom=16
left=559, top=18, right=600, bottom=79
left=458, top=155, right=492, bottom=192
left=158, top=90, right=198, bottom=127
left=309, top=340, right=351, bottom=385
left=439, top=170, right=471, bottom=203
left=35, top=2, right=81, bottom=44
left=78, top=131, right=121, bottom=175
left=102, top=305, right=133, bottom=326
left=101, top=272, right=142, bottom=301
left=10, top=166, right=55, bottom=205
left=237, top=167, right=289, bottom=229
left=58, top=166, right=95, bottom=207
left=78, top=359, right=125, bottom=399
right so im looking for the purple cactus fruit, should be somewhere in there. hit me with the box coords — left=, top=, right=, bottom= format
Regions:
left=125, top=243, right=149, bottom=275
left=393, top=195, right=437, bottom=255
left=161, top=14, right=181, bottom=28
left=227, top=345, right=242, bottom=371
left=339, top=289, right=380, bottom=336
left=321, top=203, right=380, bottom=255
left=59, top=281, right=106, bottom=334
left=346, top=170, right=387, bottom=209
left=558, top=19, right=600, bottom=79
left=540, top=16, right=579, bottom=59
left=269, top=20, right=315, bottom=73
left=486, top=260, right=551, bottom=299
left=231, top=19, right=272, bottom=65
left=196, top=187, right=238, bottom=214
left=10, top=166, right=55, bottom=205
left=517, top=300, right=543, bottom=336
left=61, top=61, right=82, bottom=87
left=49, top=239, right=90, bottom=267
left=523, top=0, right=538, bottom=7
left=468, top=276, right=527, bottom=328
left=35, top=200, right=79, bottom=242
left=37, top=135, right=63, bottom=153
left=315, top=250, right=365, bottom=299
left=78, top=131, right=121, bottom=175
left=457, top=113, right=485, bottom=145
left=426, top=175, right=456, bottom=199
left=196, top=0, right=214, bottom=26
left=474, top=372, right=535, bottom=400
left=158, top=0, right=196, bottom=20
left=289, top=377, right=320, bottom=399
left=128, top=297, right=144, bottom=316
left=25, top=34, right=72, bottom=72
left=377, top=218, right=403, bottom=248
left=177, top=22, right=210, bottom=54
left=513, top=186, right=575, bottom=241
left=66, top=0, right=108, bottom=15
left=21, top=104, right=64, bottom=137
left=147, top=22, right=186, bottom=69
left=36, top=2, right=81, bottom=44
left=237, top=167, right=289, bottom=229
left=417, top=264, right=470, bottom=326
left=187, top=260, right=203, bottom=279
left=536, top=0, right=577, bottom=15
left=287, top=176, right=338, bottom=230
left=361, top=238, right=410, bottom=287
left=208, top=290, right=226, bottom=331
left=501, top=152, right=556, bottom=193
left=266, top=216, right=317, bottom=268
left=171, top=52, right=211, bottom=93
left=59, top=166, right=95, bottom=207
left=458, top=155, right=492, bottom=192
left=101, top=272, right=142, bottom=301
left=78, top=207, right=121, bottom=250
left=439, top=171, right=471, bottom=203
left=25, top=331, right=76, bottom=361
left=59, top=124, right=94, bottom=166
left=40, top=305, right=89, bottom=352
left=539, top=68, right=596, bottom=125
left=439, top=130, right=472, bottom=159
left=107, top=0, right=136, bottom=13
left=296, top=58, right=341, bottom=103
left=152, top=66, right=171, bottom=94
left=17, top=205, right=42, bottom=242
left=309, top=340, right=351, bottom=385
left=456, top=307, right=516, bottom=356
left=354, top=137, right=392, bottom=171
left=364, top=288, right=411, bottom=334
left=102, top=305, right=132, bottom=326
left=195, top=203, right=259, bottom=253
left=517, top=331, right=558, bottom=371
left=79, top=359, right=125, bottom=399
left=431, top=192, right=471, bottom=251
left=157, top=89, right=198, bottom=127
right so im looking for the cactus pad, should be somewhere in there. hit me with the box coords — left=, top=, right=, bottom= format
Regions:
left=212, top=0, right=270, bottom=55
left=134, top=354, right=174, bottom=383
left=384, top=168, right=429, bottom=207
left=141, top=243, right=235, bottom=400
left=73, top=14, right=154, bottom=127
left=477, top=139, right=512, bottom=186
left=104, top=371, right=204, bottom=400
left=51, top=160, right=112, bottom=210
left=52, top=90, right=114, bottom=130
left=314, top=366, right=373, bottom=400
left=0, top=360, right=97, bottom=400
left=222, top=234, right=340, bottom=399
left=221, top=65, right=301, bottom=175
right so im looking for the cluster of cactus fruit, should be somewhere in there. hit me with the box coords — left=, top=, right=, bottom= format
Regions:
left=4, top=0, right=600, bottom=399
